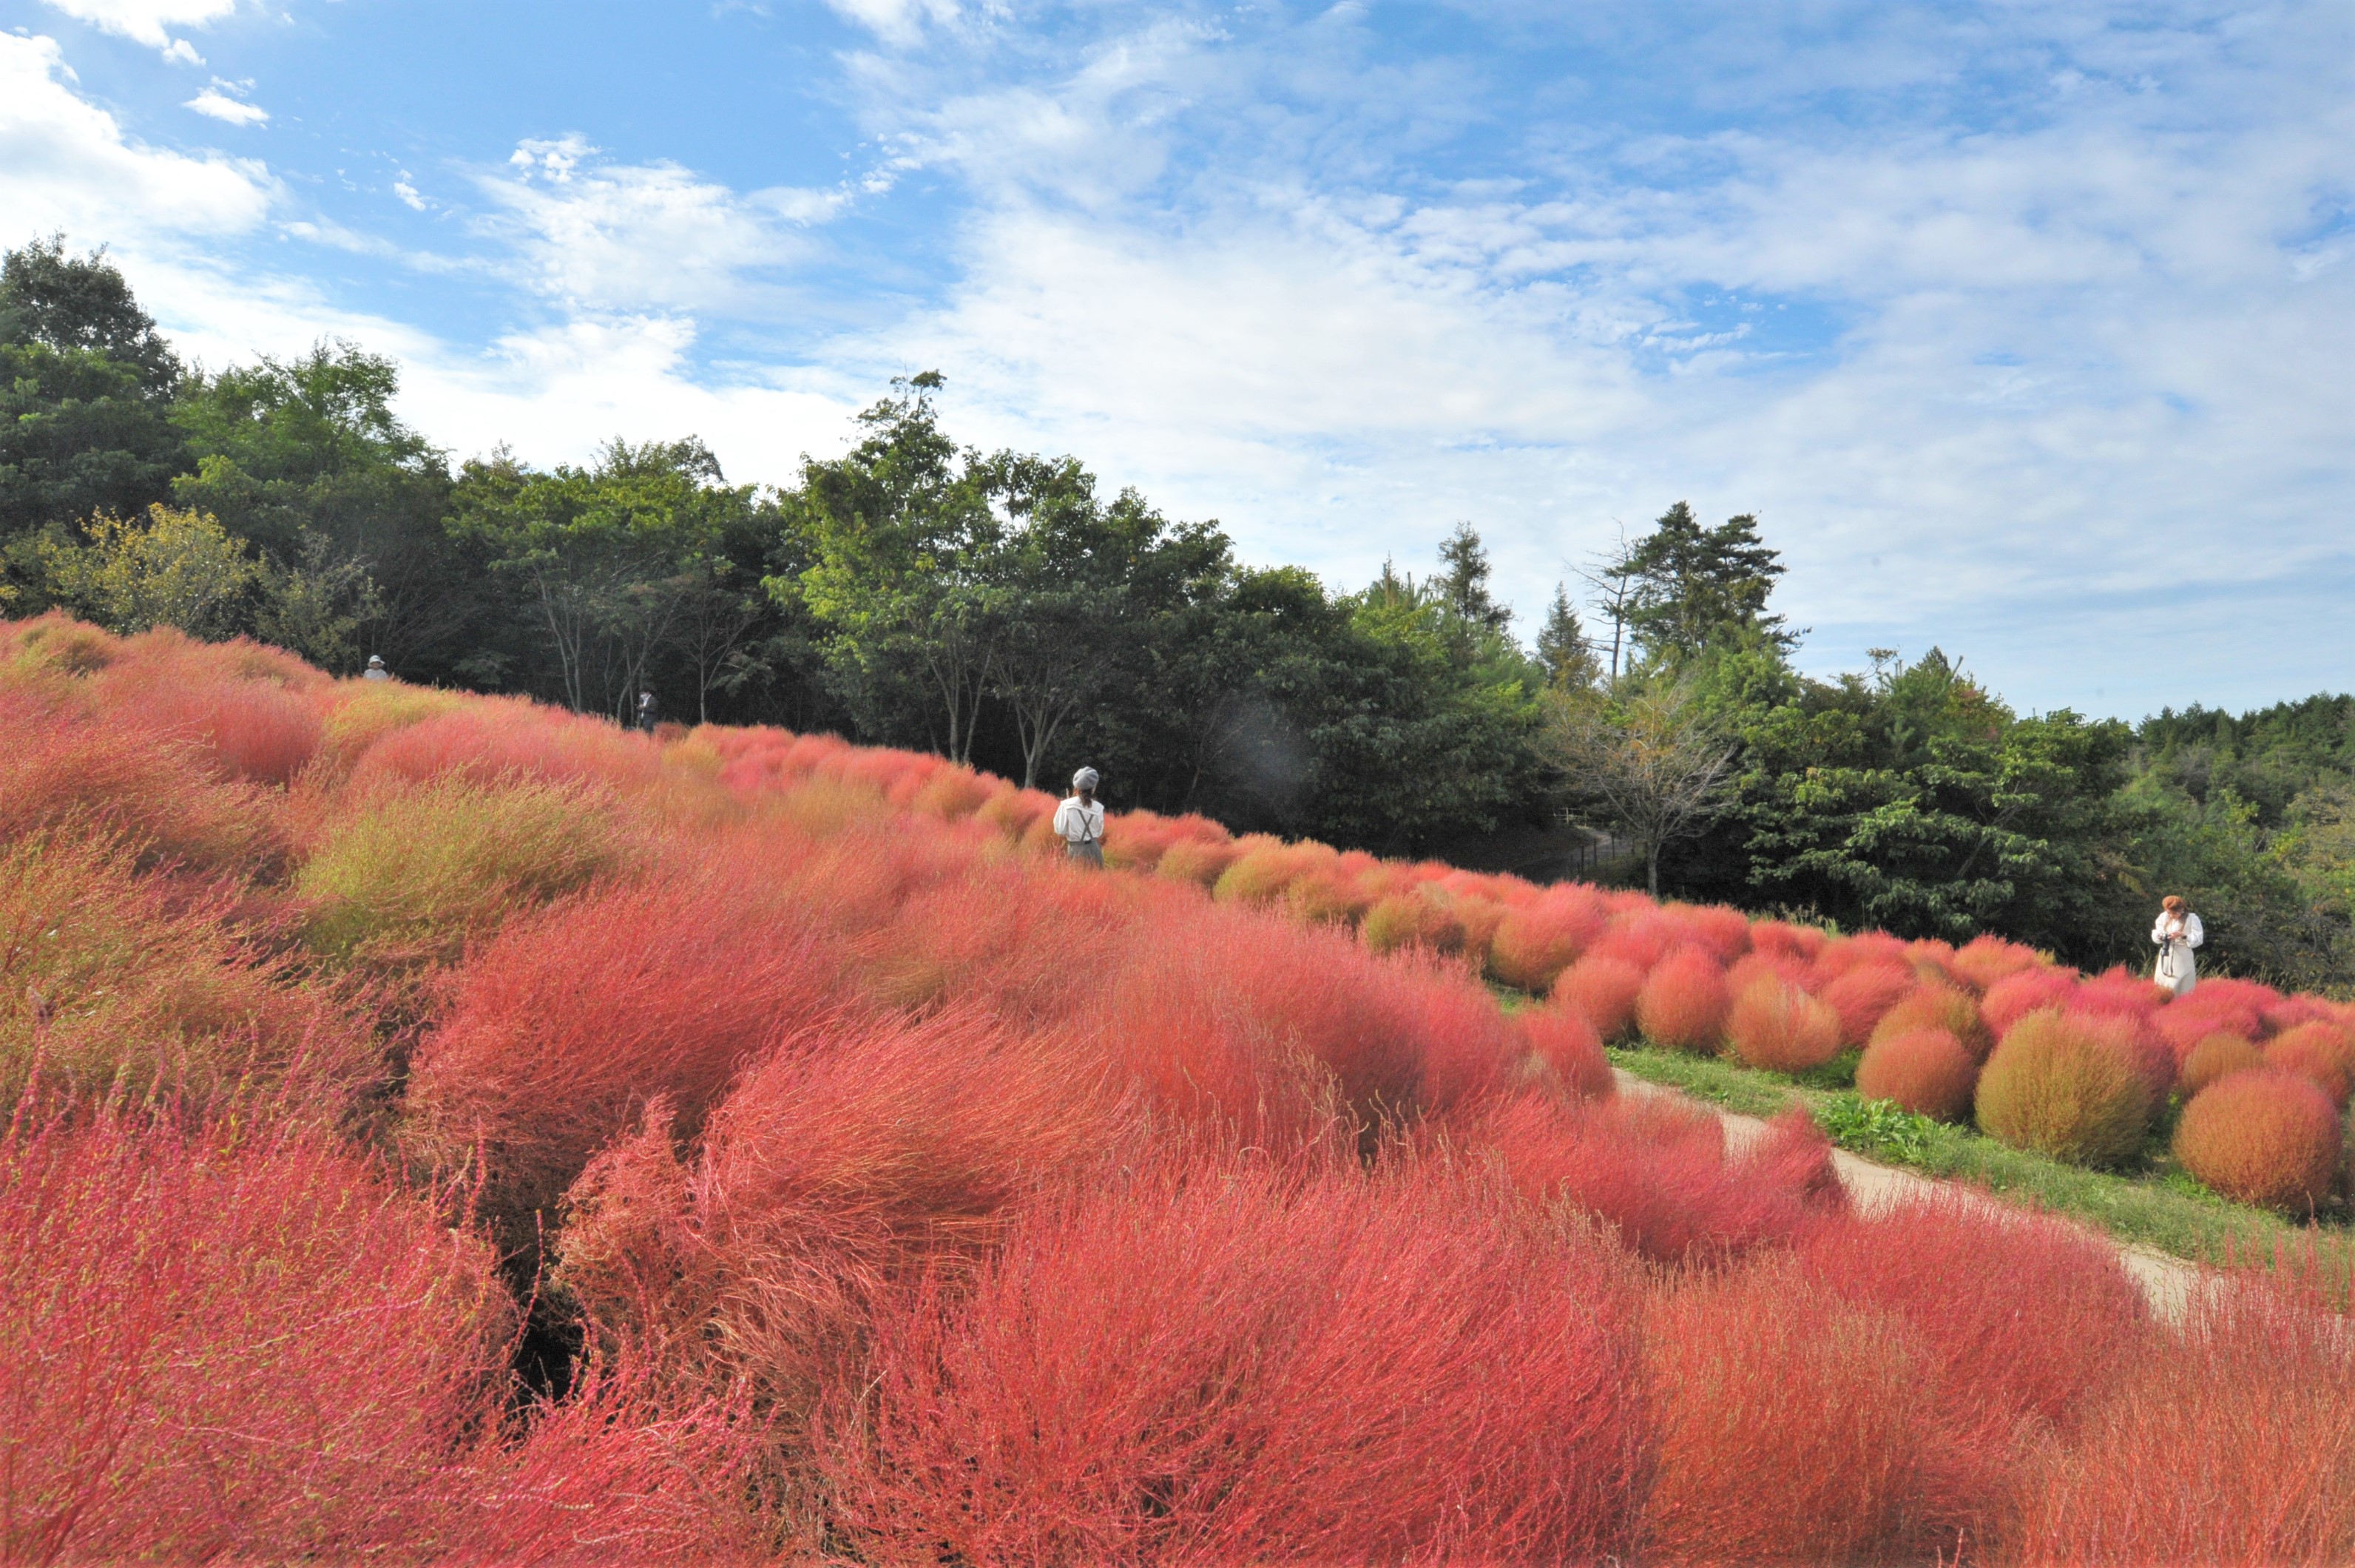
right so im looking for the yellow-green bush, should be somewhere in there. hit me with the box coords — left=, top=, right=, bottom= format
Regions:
left=0, top=834, right=369, bottom=1115
left=297, top=777, right=625, bottom=972
left=1974, top=1007, right=2152, bottom=1168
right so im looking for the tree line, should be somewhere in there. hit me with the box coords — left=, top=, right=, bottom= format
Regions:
left=4, top=237, right=2348, bottom=988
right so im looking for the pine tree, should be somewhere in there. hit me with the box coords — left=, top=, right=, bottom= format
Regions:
left=1536, top=583, right=1599, bottom=690
left=1436, top=522, right=1512, bottom=634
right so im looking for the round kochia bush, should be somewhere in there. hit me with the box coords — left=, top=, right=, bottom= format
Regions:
left=2173, top=1069, right=2342, bottom=1215
left=1518, top=1006, right=1614, bottom=1100
left=1975, top=1007, right=2152, bottom=1168
left=1871, top=984, right=1993, bottom=1062
left=1856, top=1027, right=1979, bottom=1123
left=2263, top=1021, right=2355, bottom=1104
left=2178, top=1033, right=2266, bottom=1099
left=1558, top=956, right=1645, bottom=1043
left=1725, top=977, right=1842, bottom=1072
left=1635, top=947, right=1731, bottom=1054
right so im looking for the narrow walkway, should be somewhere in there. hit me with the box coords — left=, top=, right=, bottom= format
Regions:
left=1612, top=1068, right=2203, bottom=1321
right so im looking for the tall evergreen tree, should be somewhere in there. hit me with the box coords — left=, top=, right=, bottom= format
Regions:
left=1622, top=501, right=1791, bottom=662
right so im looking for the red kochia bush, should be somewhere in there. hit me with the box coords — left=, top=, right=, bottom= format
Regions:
left=1485, top=884, right=1607, bottom=991
left=2173, top=1069, right=2343, bottom=1215
left=1638, top=1254, right=1939, bottom=1566
left=1518, top=1004, right=1614, bottom=1099
left=108, top=675, right=323, bottom=785
left=2009, top=1283, right=2355, bottom=1564
left=2265, top=1021, right=2355, bottom=1104
left=1635, top=945, right=1730, bottom=1053
left=1798, top=1197, right=2147, bottom=1544
left=1856, top=1027, right=1979, bottom=1123
left=1821, top=963, right=1920, bottom=1048
left=402, top=862, right=852, bottom=1254
left=0, top=694, right=281, bottom=874
left=0, top=1110, right=510, bottom=1564
left=558, top=1010, right=1136, bottom=1416
left=1870, top=984, right=1993, bottom=1062
left=1467, top=1092, right=1841, bottom=1263
left=1557, top=954, right=1645, bottom=1042
left=816, top=1158, right=1648, bottom=1565
left=1980, top=964, right=2079, bottom=1039
left=1725, top=975, right=1843, bottom=1071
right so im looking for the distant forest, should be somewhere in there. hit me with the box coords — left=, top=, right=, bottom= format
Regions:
left=4, top=237, right=2348, bottom=991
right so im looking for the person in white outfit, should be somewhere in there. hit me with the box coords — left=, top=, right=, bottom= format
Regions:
left=2152, top=894, right=2203, bottom=997
left=1054, top=767, right=1106, bottom=868
left=362, top=655, right=392, bottom=683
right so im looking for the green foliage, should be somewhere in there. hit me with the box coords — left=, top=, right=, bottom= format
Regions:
left=0, top=238, right=187, bottom=547
left=38, top=505, right=266, bottom=640
left=1686, top=644, right=2141, bottom=966
left=171, top=341, right=501, bottom=683
left=1620, top=501, right=1791, bottom=663
left=1535, top=584, right=1599, bottom=691
left=1816, top=1092, right=1936, bottom=1164
left=453, top=436, right=763, bottom=720
left=2121, top=695, right=2355, bottom=992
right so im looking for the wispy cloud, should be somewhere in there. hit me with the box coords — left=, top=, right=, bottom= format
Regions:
left=184, top=79, right=266, bottom=126
left=37, top=0, right=234, bottom=56
left=468, top=135, right=853, bottom=313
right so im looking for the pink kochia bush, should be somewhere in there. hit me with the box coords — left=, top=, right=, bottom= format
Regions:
left=1635, top=946, right=1731, bottom=1053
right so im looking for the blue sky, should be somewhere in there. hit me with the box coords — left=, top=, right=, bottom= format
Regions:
left=4, top=0, right=2350, bottom=719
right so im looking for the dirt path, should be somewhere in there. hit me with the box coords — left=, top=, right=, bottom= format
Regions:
left=1612, top=1069, right=2203, bottom=1320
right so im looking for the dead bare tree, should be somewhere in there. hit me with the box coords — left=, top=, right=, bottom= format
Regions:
left=1544, top=677, right=1737, bottom=897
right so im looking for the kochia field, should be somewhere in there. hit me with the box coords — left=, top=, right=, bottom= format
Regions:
left=4, top=611, right=2351, bottom=1565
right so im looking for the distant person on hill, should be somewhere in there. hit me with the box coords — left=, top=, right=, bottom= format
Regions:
left=1055, top=768, right=1106, bottom=868
left=2152, top=895, right=2203, bottom=996
left=362, top=655, right=391, bottom=683
left=635, top=691, right=660, bottom=734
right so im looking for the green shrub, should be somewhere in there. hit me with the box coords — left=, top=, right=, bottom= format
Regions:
left=297, top=777, right=624, bottom=972
left=1974, top=1007, right=2152, bottom=1169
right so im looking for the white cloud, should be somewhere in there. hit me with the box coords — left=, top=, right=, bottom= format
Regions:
left=825, top=0, right=963, bottom=50
left=37, top=0, right=235, bottom=53
left=392, top=175, right=426, bottom=211
left=161, top=36, right=201, bottom=65
left=471, top=135, right=847, bottom=311
left=184, top=83, right=266, bottom=125
left=0, top=32, right=273, bottom=238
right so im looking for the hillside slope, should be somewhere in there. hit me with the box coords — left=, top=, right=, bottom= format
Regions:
left=4, top=612, right=2352, bottom=1565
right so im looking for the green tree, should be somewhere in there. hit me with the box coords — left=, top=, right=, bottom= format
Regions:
left=453, top=437, right=754, bottom=720
left=0, top=238, right=188, bottom=552
left=1536, top=582, right=1600, bottom=690
left=1544, top=674, right=1737, bottom=896
left=1623, top=501, right=1791, bottom=663
left=172, top=342, right=476, bottom=679
left=768, top=374, right=1004, bottom=761
left=1708, top=647, right=2139, bottom=961
left=1436, top=522, right=1513, bottom=637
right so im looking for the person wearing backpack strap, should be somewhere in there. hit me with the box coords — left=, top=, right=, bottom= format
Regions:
left=1054, top=767, right=1106, bottom=868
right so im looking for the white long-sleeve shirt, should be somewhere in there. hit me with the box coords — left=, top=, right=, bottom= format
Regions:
left=1053, top=796, right=1105, bottom=845
left=2152, top=913, right=2204, bottom=950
